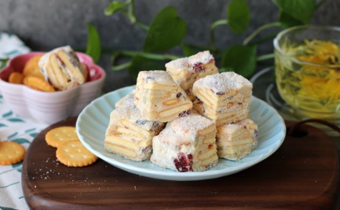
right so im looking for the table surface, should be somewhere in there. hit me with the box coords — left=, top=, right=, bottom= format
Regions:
left=21, top=118, right=340, bottom=210
left=1, top=70, right=340, bottom=209
left=1, top=93, right=340, bottom=210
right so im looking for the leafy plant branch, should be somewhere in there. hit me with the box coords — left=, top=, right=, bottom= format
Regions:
left=210, top=19, right=228, bottom=50
left=111, top=51, right=180, bottom=71
left=104, top=0, right=149, bottom=31
left=86, top=0, right=324, bottom=79
left=242, top=22, right=282, bottom=46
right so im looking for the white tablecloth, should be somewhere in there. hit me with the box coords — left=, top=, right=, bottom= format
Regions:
left=0, top=95, right=48, bottom=209
left=0, top=32, right=47, bottom=210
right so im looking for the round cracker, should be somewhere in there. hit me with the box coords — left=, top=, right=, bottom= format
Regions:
left=0, top=141, right=26, bottom=165
left=45, top=126, right=79, bottom=148
left=56, top=140, right=98, bottom=167
left=9, top=72, right=24, bottom=84
left=23, top=76, right=55, bottom=92
left=23, top=55, right=45, bottom=80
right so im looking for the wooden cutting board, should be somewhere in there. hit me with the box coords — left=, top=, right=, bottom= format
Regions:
left=22, top=118, right=340, bottom=210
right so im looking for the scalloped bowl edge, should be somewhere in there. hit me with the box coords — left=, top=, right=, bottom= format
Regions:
left=0, top=52, right=106, bottom=124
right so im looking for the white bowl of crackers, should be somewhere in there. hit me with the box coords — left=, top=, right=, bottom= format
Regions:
left=0, top=46, right=106, bottom=124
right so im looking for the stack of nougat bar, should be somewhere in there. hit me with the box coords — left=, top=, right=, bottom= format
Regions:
left=104, top=51, right=258, bottom=172
left=193, top=72, right=258, bottom=160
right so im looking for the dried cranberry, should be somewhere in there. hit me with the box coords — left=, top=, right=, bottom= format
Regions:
left=173, top=152, right=193, bottom=172
left=176, top=92, right=182, bottom=98
left=193, top=62, right=205, bottom=72
left=216, top=91, right=225, bottom=95
left=178, top=110, right=191, bottom=117
left=56, top=55, right=66, bottom=67
left=187, top=154, right=193, bottom=160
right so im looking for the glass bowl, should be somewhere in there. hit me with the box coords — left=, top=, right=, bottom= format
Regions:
left=274, top=25, right=340, bottom=124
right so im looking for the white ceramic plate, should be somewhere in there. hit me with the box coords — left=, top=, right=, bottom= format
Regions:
left=76, top=85, right=286, bottom=181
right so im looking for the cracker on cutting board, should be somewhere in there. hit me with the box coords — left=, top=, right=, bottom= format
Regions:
left=56, top=140, right=98, bottom=167
left=45, top=126, right=79, bottom=148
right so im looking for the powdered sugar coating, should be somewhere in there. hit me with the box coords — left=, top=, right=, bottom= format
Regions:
left=194, top=72, right=252, bottom=95
left=218, top=119, right=258, bottom=137
left=115, top=92, right=135, bottom=108
left=110, top=93, right=162, bottom=131
left=171, top=114, right=214, bottom=135
left=166, top=58, right=190, bottom=70
left=157, top=113, right=215, bottom=147
left=236, top=118, right=257, bottom=127
left=138, top=71, right=175, bottom=86
left=165, top=51, right=214, bottom=72
left=189, top=51, right=214, bottom=65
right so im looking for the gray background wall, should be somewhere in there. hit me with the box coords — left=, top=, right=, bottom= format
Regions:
left=0, top=0, right=339, bottom=92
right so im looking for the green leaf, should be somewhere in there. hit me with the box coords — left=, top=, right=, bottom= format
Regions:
left=278, top=10, right=305, bottom=28
left=104, top=1, right=129, bottom=16
left=143, top=7, right=186, bottom=52
left=12, top=162, right=22, bottom=172
left=2, top=111, right=13, bottom=118
left=227, top=0, right=251, bottom=34
left=86, top=23, right=102, bottom=63
left=128, top=56, right=166, bottom=79
left=0, top=58, right=9, bottom=69
left=272, top=0, right=316, bottom=24
left=181, top=44, right=197, bottom=57
left=25, top=128, right=36, bottom=133
left=221, top=45, right=257, bottom=77
left=0, top=206, right=18, bottom=210
left=12, top=138, right=30, bottom=144
left=7, top=118, right=24, bottom=123
left=30, top=133, right=39, bottom=138
left=7, top=132, right=18, bottom=139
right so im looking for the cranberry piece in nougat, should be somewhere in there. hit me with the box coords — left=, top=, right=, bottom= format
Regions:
left=166, top=51, right=218, bottom=101
left=151, top=113, right=218, bottom=172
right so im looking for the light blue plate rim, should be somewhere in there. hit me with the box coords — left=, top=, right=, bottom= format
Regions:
left=76, top=85, right=286, bottom=181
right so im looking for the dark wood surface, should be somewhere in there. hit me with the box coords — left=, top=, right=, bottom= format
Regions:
left=22, top=118, right=340, bottom=210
